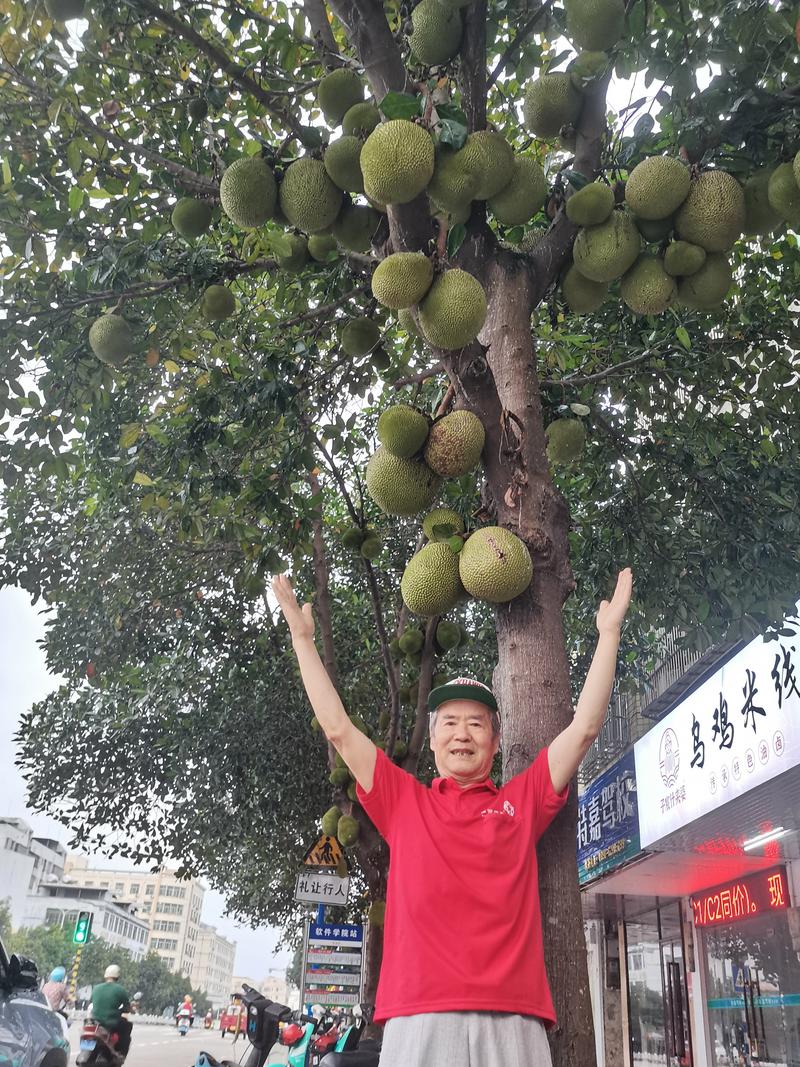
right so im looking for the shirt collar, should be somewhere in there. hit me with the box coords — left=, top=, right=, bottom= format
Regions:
left=432, top=775, right=498, bottom=795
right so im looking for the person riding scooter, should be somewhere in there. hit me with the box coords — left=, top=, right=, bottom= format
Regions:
left=88, top=965, right=132, bottom=1060
left=204, top=1009, right=214, bottom=1029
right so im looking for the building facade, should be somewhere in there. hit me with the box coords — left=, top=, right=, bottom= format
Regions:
left=22, top=884, right=149, bottom=959
left=195, top=922, right=236, bottom=1009
left=0, top=818, right=66, bottom=926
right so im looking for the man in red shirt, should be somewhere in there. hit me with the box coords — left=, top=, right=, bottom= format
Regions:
left=273, top=568, right=632, bottom=1064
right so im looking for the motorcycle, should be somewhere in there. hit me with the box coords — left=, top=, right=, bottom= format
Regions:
left=75, top=1020, right=125, bottom=1066
left=177, top=1010, right=192, bottom=1036
left=204, top=1011, right=214, bottom=1030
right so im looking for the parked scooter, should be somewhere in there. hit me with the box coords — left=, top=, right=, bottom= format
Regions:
left=317, top=1004, right=378, bottom=1067
left=193, top=984, right=293, bottom=1067
left=75, top=1020, right=125, bottom=1066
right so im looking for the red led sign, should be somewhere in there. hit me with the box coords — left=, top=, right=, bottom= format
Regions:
left=691, top=866, right=789, bottom=928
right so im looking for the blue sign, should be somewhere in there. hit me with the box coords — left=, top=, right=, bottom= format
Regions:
left=309, top=922, right=363, bottom=944
left=732, top=962, right=745, bottom=992
left=578, top=749, right=641, bottom=886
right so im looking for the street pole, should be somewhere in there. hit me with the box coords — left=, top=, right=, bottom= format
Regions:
left=68, top=947, right=83, bottom=1005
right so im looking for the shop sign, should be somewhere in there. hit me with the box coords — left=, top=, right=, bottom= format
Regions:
left=301, top=921, right=364, bottom=1010
left=578, top=749, right=640, bottom=885
left=634, top=608, right=800, bottom=848
left=690, top=866, right=789, bottom=928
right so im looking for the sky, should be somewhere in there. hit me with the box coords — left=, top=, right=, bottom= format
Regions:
left=0, top=585, right=292, bottom=979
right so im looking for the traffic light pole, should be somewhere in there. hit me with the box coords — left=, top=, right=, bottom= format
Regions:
left=68, top=946, right=82, bottom=1005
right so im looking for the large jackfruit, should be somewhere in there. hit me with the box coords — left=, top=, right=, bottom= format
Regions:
left=317, top=68, right=364, bottom=126
left=635, top=214, right=675, bottom=242
left=674, top=170, right=745, bottom=252
left=663, top=241, right=706, bottom=277
left=341, top=317, right=380, bottom=356
left=408, top=0, right=463, bottom=65
left=565, top=182, right=614, bottom=227
left=743, top=167, right=781, bottom=236
left=561, top=265, right=608, bottom=313
left=424, top=409, right=485, bottom=477
left=422, top=507, right=465, bottom=541
left=308, top=233, right=339, bottom=262
left=322, top=807, right=342, bottom=835
left=337, top=814, right=360, bottom=847
left=564, top=0, right=625, bottom=50
left=201, top=284, right=236, bottom=320
left=324, top=136, right=365, bottom=193
left=546, top=418, right=586, bottom=465
left=458, top=527, right=533, bottom=604
left=372, top=252, right=434, bottom=309
left=488, top=156, right=548, bottom=226
left=427, top=149, right=481, bottom=213
left=89, top=314, right=132, bottom=367
left=366, top=448, right=441, bottom=515
left=377, top=404, right=430, bottom=458
left=676, top=253, right=732, bottom=310
left=360, top=121, right=435, bottom=205
left=458, top=131, right=515, bottom=200
left=523, top=74, right=582, bottom=140
left=625, top=157, right=691, bottom=221
left=572, top=211, right=641, bottom=282
left=332, top=203, right=380, bottom=252
left=767, top=163, right=800, bottom=228
left=342, top=102, right=381, bottom=137
left=418, top=269, right=487, bottom=350
left=367, top=900, right=386, bottom=926
left=279, top=157, right=343, bottom=234
left=401, top=542, right=464, bottom=616
left=220, top=156, right=277, bottom=229
left=397, top=307, right=421, bottom=337
left=620, top=254, right=677, bottom=315
left=275, top=233, right=309, bottom=272
left=171, top=198, right=213, bottom=239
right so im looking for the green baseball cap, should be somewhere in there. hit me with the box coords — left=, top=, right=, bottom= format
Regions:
left=427, top=677, right=498, bottom=713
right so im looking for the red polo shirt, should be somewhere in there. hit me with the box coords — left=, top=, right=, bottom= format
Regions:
left=356, top=746, right=568, bottom=1026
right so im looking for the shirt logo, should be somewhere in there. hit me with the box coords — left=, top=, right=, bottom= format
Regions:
left=480, top=800, right=516, bottom=818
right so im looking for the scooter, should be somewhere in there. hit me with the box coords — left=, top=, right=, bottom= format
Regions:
left=204, top=1011, right=214, bottom=1030
left=194, top=985, right=293, bottom=1067
left=75, top=1020, right=125, bottom=1066
left=317, top=1004, right=378, bottom=1067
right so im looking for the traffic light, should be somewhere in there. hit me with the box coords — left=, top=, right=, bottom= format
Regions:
left=73, top=911, right=92, bottom=945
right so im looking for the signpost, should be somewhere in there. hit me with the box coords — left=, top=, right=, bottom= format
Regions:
left=68, top=911, right=93, bottom=1002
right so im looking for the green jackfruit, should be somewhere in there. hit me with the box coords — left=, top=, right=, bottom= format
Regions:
left=367, top=900, right=386, bottom=926
left=371, top=346, right=391, bottom=373
left=458, top=527, right=533, bottom=604
left=392, top=739, right=408, bottom=760
left=566, top=182, right=614, bottom=226
left=408, top=0, right=463, bottom=66
left=186, top=97, right=208, bottom=122
left=433, top=671, right=450, bottom=688
left=406, top=651, right=423, bottom=667
left=201, top=284, right=236, bottom=320
left=317, top=69, right=364, bottom=126
left=276, top=233, right=309, bottom=272
left=360, top=534, right=382, bottom=560
left=620, top=254, right=677, bottom=315
left=329, top=767, right=351, bottom=787
left=436, top=621, right=461, bottom=650
left=366, top=448, right=441, bottom=515
left=424, top=409, right=485, bottom=477
left=331, top=203, right=380, bottom=252
left=379, top=709, right=391, bottom=729
left=573, top=211, right=641, bottom=282
left=427, top=149, right=480, bottom=212
left=546, top=418, right=586, bottom=465
left=488, top=156, right=548, bottom=225
left=377, top=403, right=430, bottom=458
left=342, top=527, right=365, bottom=550
left=171, top=198, right=213, bottom=239
left=322, top=806, right=342, bottom=836
left=372, top=253, right=434, bottom=309
left=279, top=158, right=343, bottom=234
left=399, top=628, right=424, bottom=654
left=324, top=136, right=365, bottom=193
left=561, top=265, right=608, bottom=313
left=458, top=131, right=516, bottom=200
left=360, top=121, right=435, bottom=206
left=308, top=233, right=339, bottom=261
left=767, top=163, right=800, bottom=228
left=568, top=51, right=609, bottom=94
left=676, top=253, right=732, bottom=310
left=794, top=150, right=800, bottom=189
left=44, top=0, right=84, bottom=19
left=418, top=269, right=487, bottom=350
left=664, top=240, right=706, bottom=277
left=523, top=74, right=582, bottom=140
left=220, top=156, right=277, bottom=229
left=743, top=168, right=782, bottom=236
left=342, top=102, right=381, bottom=137
left=625, top=157, right=691, bottom=221
left=337, top=814, right=360, bottom=847
left=564, top=0, right=624, bottom=49
left=397, top=307, right=421, bottom=337
left=341, top=317, right=380, bottom=356
left=422, top=507, right=465, bottom=541
left=89, top=314, right=131, bottom=367
left=401, top=542, right=464, bottom=616
left=675, top=170, right=745, bottom=252
left=635, top=214, right=675, bottom=242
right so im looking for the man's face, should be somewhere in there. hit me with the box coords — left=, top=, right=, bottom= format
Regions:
left=429, top=699, right=500, bottom=785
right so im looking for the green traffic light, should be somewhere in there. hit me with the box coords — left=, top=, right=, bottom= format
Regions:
left=73, top=912, right=92, bottom=945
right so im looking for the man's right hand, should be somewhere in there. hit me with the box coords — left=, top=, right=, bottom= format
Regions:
left=272, top=575, right=315, bottom=643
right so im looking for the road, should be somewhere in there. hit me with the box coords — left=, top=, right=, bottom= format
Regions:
left=67, top=1021, right=290, bottom=1066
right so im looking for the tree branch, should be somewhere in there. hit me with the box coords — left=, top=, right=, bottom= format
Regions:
left=279, top=285, right=370, bottom=330
left=459, top=0, right=488, bottom=130
left=302, top=0, right=342, bottom=68
left=308, top=470, right=340, bottom=696
left=540, top=348, right=657, bottom=388
left=487, top=0, right=553, bottom=90
left=391, top=361, right=444, bottom=387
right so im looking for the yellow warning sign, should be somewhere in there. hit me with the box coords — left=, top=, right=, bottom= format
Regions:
left=303, top=834, right=346, bottom=869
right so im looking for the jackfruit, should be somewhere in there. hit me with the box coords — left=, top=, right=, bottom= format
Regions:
left=379, top=709, right=391, bottom=729
left=366, top=448, right=441, bottom=515
left=360, top=533, right=382, bottom=559
left=408, top=0, right=463, bottom=66
left=346, top=782, right=358, bottom=801
left=367, top=900, right=386, bottom=926
left=620, top=254, right=677, bottom=315
left=664, top=240, right=706, bottom=277
left=562, top=265, right=608, bottom=313
left=399, top=628, right=424, bottom=654
left=625, top=157, right=691, bottom=221
left=564, top=0, right=624, bottom=49
left=568, top=51, right=609, bottom=94
left=422, top=507, right=465, bottom=541
left=360, top=121, right=435, bottom=205
left=427, top=149, right=480, bottom=213
left=317, top=68, right=364, bottom=126
left=171, top=198, right=213, bottom=239
left=424, top=409, right=485, bottom=477
left=201, top=284, right=236, bottom=321
left=401, top=542, right=464, bottom=615
left=546, top=418, right=586, bottom=464
left=676, top=253, right=732, bottom=310
left=329, top=767, right=351, bottom=787
left=572, top=211, right=641, bottom=282
left=433, top=200, right=472, bottom=227
left=372, top=253, right=434, bottom=309
left=276, top=233, right=309, bottom=272
left=458, top=527, right=533, bottom=603
left=458, top=131, right=516, bottom=200
left=397, top=307, right=421, bottom=337
left=337, top=814, right=360, bottom=847
left=187, top=97, right=208, bottom=122
left=488, top=156, right=548, bottom=225
left=392, top=739, right=408, bottom=760
left=523, top=74, right=582, bottom=140
left=377, top=403, right=430, bottom=457
left=342, top=527, right=365, bottom=550
left=44, top=0, right=83, bottom=18
left=341, top=317, right=380, bottom=356
left=767, top=163, right=800, bottom=228
left=436, top=621, right=461, bottom=650
left=794, top=150, right=800, bottom=189
left=279, top=158, right=343, bottom=234
left=743, top=168, right=781, bottom=236
left=433, top=672, right=450, bottom=688
left=458, top=623, right=470, bottom=645
left=371, top=346, right=392, bottom=373
left=89, top=314, right=131, bottom=367
left=406, top=652, right=423, bottom=668
left=322, top=806, right=342, bottom=835
left=635, top=215, right=674, bottom=242
left=343, top=102, right=381, bottom=137
left=566, top=182, right=614, bottom=226
left=675, top=170, right=745, bottom=252
left=324, top=136, right=365, bottom=193
left=220, top=156, right=277, bottom=228
left=308, top=233, right=339, bottom=262
left=332, top=203, right=380, bottom=252
left=418, top=269, right=487, bottom=350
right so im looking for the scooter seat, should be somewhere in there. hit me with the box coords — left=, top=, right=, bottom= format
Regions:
left=319, top=1053, right=381, bottom=1067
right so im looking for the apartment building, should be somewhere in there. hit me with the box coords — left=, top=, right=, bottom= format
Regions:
left=195, top=922, right=236, bottom=1009
left=23, top=884, right=149, bottom=959
left=0, top=817, right=66, bottom=926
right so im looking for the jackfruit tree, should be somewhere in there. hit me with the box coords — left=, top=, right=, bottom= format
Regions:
left=1, top=0, right=800, bottom=1061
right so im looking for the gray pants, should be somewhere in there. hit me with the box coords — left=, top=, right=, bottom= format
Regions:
left=379, top=1011, right=553, bottom=1066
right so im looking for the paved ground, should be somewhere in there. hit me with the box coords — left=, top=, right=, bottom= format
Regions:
left=67, top=1021, right=290, bottom=1066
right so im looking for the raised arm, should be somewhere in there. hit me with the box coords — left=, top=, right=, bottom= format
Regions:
left=548, top=568, right=633, bottom=794
left=271, top=575, right=377, bottom=792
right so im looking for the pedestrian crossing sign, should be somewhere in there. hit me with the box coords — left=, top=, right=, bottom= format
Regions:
left=303, top=833, right=347, bottom=869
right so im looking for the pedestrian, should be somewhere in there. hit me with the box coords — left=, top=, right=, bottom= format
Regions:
left=42, top=967, right=68, bottom=1013
left=272, top=568, right=633, bottom=1066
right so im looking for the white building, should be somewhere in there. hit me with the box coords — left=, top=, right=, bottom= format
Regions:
left=195, top=922, right=236, bottom=1009
left=23, top=884, right=149, bottom=959
left=0, top=817, right=66, bottom=926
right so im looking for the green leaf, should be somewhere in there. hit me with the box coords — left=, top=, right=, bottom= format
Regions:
left=133, top=471, right=155, bottom=486
left=68, top=186, right=85, bottom=214
left=435, top=103, right=467, bottom=125
left=67, top=140, right=82, bottom=176
left=119, top=423, right=142, bottom=449
left=675, top=326, right=691, bottom=350
left=438, top=118, right=468, bottom=150
left=562, top=170, right=590, bottom=191
left=379, top=92, right=422, bottom=120
left=446, top=223, right=467, bottom=258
